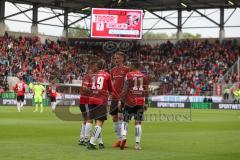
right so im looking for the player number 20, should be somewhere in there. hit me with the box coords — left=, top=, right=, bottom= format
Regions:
left=92, top=77, right=104, bottom=90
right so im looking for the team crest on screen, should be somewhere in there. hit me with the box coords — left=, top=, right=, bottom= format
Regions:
left=127, top=12, right=141, bottom=27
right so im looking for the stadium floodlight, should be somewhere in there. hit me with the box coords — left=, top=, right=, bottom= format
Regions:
left=180, top=2, right=188, bottom=8
left=227, top=0, right=235, bottom=5
left=82, top=7, right=90, bottom=11
left=144, top=9, right=148, bottom=12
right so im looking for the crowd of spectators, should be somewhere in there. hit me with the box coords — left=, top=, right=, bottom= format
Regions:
left=132, top=39, right=240, bottom=95
left=0, top=34, right=88, bottom=85
left=0, top=63, right=9, bottom=93
left=0, top=33, right=239, bottom=95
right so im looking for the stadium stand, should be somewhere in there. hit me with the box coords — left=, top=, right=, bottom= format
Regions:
left=0, top=33, right=239, bottom=95
left=0, top=51, right=9, bottom=92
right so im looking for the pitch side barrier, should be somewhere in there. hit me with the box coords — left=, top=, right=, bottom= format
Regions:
left=149, top=95, right=240, bottom=110
left=1, top=93, right=240, bottom=110
left=0, top=91, right=79, bottom=106
left=151, top=101, right=240, bottom=110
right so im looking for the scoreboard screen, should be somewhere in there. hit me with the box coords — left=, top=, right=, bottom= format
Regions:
left=90, top=8, right=143, bottom=39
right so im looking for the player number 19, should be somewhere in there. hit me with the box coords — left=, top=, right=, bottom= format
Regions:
left=92, top=77, right=104, bottom=90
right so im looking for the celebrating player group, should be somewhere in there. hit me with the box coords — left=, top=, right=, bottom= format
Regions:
left=13, top=51, right=149, bottom=151
left=78, top=51, right=149, bottom=150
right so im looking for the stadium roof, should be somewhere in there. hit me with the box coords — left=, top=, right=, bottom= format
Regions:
left=7, top=0, right=240, bottom=12
left=3, top=0, right=239, bottom=38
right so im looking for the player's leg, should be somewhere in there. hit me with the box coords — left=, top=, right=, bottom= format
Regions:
left=135, top=121, right=142, bottom=150
left=20, top=95, right=24, bottom=109
left=51, top=97, right=57, bottom=112
left=110, top=100, right=122, bottom=147
left=39, top=96, right=43, bottom=113
left=34, top=96, right=39, bottom=112
left=79, top=120, right=86, bottom=145
left=53, top=98, right=57, bottom=112
left=88, top=119, right=104, bottom=149
left=97, top=105, right=108, bottom=149
left=84, top=119, right=93, bottom=144
left=16, top=96, right=21, bottom=112
left=84, top=104, right=93, bottom=145
left=97, top=129, right=104, bottom=149
left=118, top=101, right=128, bottom=148
left=78, top=104, right=87, bottom=145
left=134, top=106, right=144, bottom=150
left=88, top=105, right=107, bottom=150
left=120, top=106, right=132, bottom=150
left=50, top=97, right=54, bottom=112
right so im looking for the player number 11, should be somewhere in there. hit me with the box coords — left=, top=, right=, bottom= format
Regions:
left=133, top=77, right=144, bottom=91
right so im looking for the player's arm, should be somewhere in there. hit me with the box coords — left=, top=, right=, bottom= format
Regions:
left=79, top=78, right=83, bottom=94
left=109, top=70, right=114, bottom=98
left=108, top=74, right=118, bottom=98
left=32, top=86, right=35, bottom=95
left=56, top=85, right=59, bottom=92
left=82, top=76, right=92, bottom=95
left=28, top=83, right=32, bottom=93
left=13, top=84, right=17, bottom=92
left=47, top=87, right=51, bottom=97
left=118, top=76, right=130, bottom=111
left=110, top=69, right=114, bottom=79
left=41, top=85, right=45, bottom=96
left=120, top=80, right=129, bottom=103
left=23, top=83, right=27, bottom=93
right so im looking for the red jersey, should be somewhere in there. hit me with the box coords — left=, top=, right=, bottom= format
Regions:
left=89, top=70, right=113, bottom=105
left=80, top=73, right=92, bottom=104
left=110, top=65, right=130, bottom=100
left=14, top=81, right=26, bottom=96
left=48, top=84, right=57, bottom=97
left=124, top=71, right=149, bottom=106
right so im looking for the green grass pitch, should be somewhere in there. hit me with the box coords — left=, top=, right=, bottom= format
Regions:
left=0, top=106, right=240, bottom=160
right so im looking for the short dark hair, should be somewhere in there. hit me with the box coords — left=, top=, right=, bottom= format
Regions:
left=97, top=59, right=106, bottom=70
left=89, top=58, right=106, bottom=70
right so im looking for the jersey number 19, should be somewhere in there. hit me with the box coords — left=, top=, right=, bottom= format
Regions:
left=92, top=76, right=104, bottom=90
